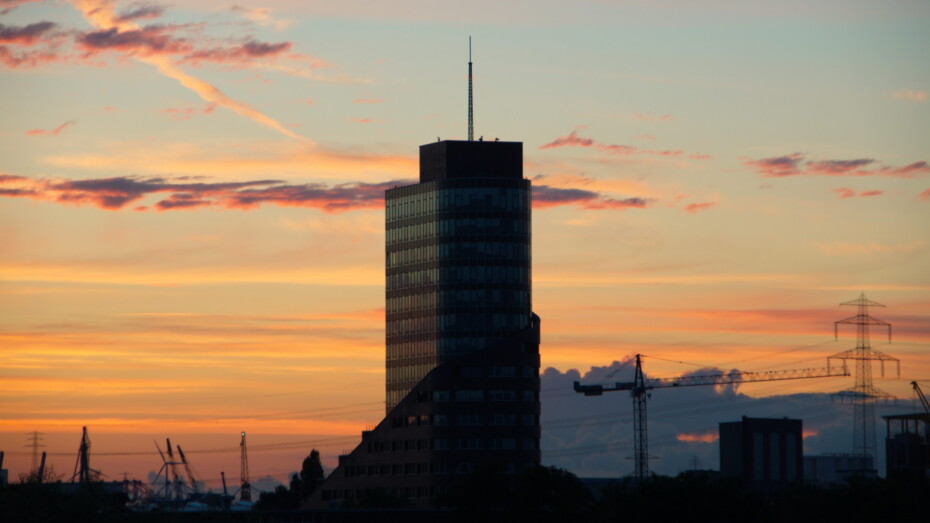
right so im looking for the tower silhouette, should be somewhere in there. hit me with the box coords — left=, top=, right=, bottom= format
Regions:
left=828, top=293, right=899, bottom=464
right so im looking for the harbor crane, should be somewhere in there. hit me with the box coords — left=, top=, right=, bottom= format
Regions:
left=574, top=353, right=850, bottom=481
left=913, top=381, right=930, bottom=422
left=240, top=431, right=252, bottom=502
left=176, top=445, right=200, bottom=495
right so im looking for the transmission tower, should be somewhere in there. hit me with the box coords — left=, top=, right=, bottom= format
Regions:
left=828, top=293, right=899, bottom=465
left=25, top=431, right=45, bottom=473
left=239, top=431, right=251, bottom=502
left=575, top=353, right=848, bottom=481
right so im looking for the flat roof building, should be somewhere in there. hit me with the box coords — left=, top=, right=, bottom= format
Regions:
left=720, top=417, right=803, bottom=490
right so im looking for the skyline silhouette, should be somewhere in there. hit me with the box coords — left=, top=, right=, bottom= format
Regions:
left=1, top=0, right=928, bottom=489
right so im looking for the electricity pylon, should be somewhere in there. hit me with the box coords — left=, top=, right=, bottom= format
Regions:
left=828, top=293, right=899, bottom=465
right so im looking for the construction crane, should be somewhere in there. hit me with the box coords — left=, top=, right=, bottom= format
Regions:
left=70, top=426, right=100, bottom=483
left=574, top=353, right=850, bottom=481
left=912, top=381, right=930, bottom=422
left=176, top=445, right=200, bottom=496
left=239, top=431, right=251, bottom=502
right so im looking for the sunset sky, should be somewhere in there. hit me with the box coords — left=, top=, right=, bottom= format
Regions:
left=1, top=0, right=928, bottom=488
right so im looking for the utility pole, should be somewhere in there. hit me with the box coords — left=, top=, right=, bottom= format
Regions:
left=829, top=293, right=899, bottom=466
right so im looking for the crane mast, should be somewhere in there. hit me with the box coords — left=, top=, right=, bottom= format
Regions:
left=176, top=445, right=199, bottom=495
left=239, top=431, right=251, bottom=502
left=574, top=353, right=849, bottom=481
left=913, top=381, right=930, bottom=421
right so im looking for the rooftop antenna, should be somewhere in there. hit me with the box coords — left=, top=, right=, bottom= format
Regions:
left=468, top=36, right=474, bottom=142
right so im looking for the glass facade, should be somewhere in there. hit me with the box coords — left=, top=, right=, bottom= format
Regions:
left=385, top=175, right=532, bottom=410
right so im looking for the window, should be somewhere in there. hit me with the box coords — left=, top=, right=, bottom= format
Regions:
left=460, top=366, right=482, bottom=378
left=489, top=390, right=516, bottom=401
left=489, top=366, right=516, bottom=378
left=455, top=390, right=484, bottom=402
left=433, top=390, right=451, bottom=402
left=457, top=414, right=483, bottom=426
left=491, top=414, right=517, bottom=426
left=456, top=438, right=482, bottom=450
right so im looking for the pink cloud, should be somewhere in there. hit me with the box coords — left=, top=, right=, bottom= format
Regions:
left=745, top=154, right=929, bottom=178
left=807, top=158, right=875, bottom=175
left=0, top=0, right=41, bottom=14
left=639, top=134, right=657, bottom=141
left=919, top=188, right=930, bottom=201
left=350, top=118, right=373, bottom=124
left=77, top=25, right=193, bottom=56
left=876, top=161, right=930, bottom=177
left=540, top=130, right=707, bottom=159
left=833, top=187, right=856, bottom=199
left=115, top=4, right=167, bottom=23
left=0, top=174, right=413, bottom=213
left=160, top=104, right=216, bottom=121
left=742, top=153, right=804, bottom=177
left=531, top=184, right=650, bottom=211
left=633, top=113, right=674, bottom=122
left=0, top=21, right=56, bottom=45
left=539, top=130, right=594, bottom=149
left=676, top=431, right=718, bottom=443
left=683, top=201, right=716, bottom=214
left=0, top=45, right=63, bottom=68
left=352, top=98, right=385, bottom=104
left=25, top=120, right=75, bottom=136
left=833, top=188, right=884, bottom=199
left=182, top=39, right=292, bottom=65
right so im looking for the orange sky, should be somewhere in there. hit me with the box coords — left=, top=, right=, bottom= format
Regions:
left=1, top=0, right=928, bottom=486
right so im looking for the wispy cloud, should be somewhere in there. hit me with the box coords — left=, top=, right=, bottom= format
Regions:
left=181, top=40, right=293, bottom=65
left=70, top=0, right=308, bottom=140
left=0, top=0, right=41, bottom=15
left=115, top=3, right=167, bottom=23
left=683, top=201, right=716, bottom=214
left=833, top=188, right=883, bottom=199
left=891, top=90, right=927, bottom=102
left=230, top=5, right=294, bottom=31
left=633, top=113, right=674, bottom=122
left=532, top=184, right=650, bottom=211
left=25, top=120, right=75, bottom=136
left=160, top=103, right=216, bottom=121
left=352, top=98, right=384, bottom=104
left=744, top=153, right=929, bottom=178
left=920, top=188, right=930, bottom=201
left=0, top=21, right=57, bottom=45
left=540, top=130, right=709, bottom=160
left=0, top=174, right=413, bottom=213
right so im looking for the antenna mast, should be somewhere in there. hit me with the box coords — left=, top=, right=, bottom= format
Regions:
left=468, top=36, right=474, bottom=141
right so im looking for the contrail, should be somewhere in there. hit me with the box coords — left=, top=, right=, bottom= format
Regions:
left=71, top=0, right=308, bottom=142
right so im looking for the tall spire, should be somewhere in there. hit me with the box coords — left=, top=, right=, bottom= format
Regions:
left=467, top=36, right=474, bottom=142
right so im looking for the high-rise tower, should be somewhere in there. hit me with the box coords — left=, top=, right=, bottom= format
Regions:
left=309, top=45, right=540, bottom=506
left=384, top=140, right=532, bottom=411
left=310, top=139, right=541, bottom=507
